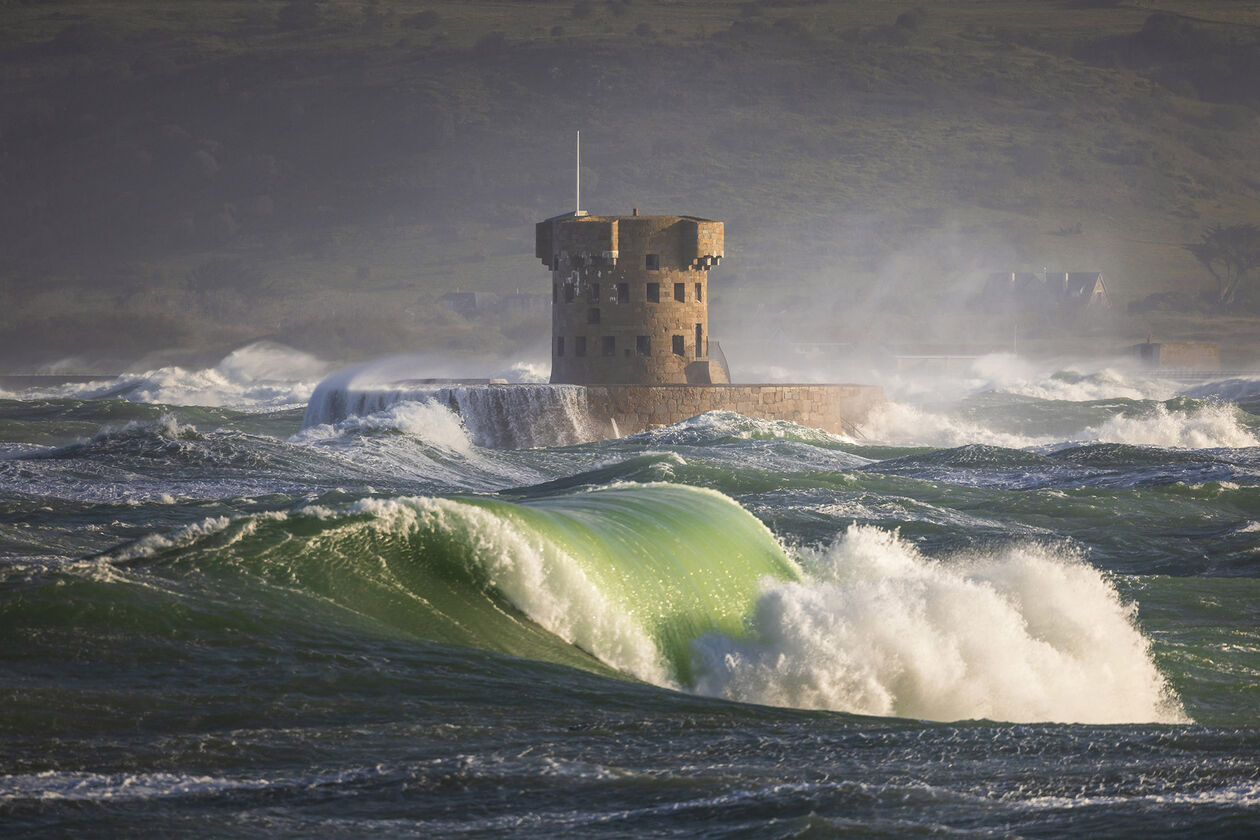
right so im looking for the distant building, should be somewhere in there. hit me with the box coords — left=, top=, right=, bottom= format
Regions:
left=441, top=292, right=480, bottom=317
left=1047, top=271, right=1110, bottom=311
left=979, top=271, right=1110, bottom=315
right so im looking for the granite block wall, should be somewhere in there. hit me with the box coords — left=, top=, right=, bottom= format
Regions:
left=582, top=383, right=883, bottom=438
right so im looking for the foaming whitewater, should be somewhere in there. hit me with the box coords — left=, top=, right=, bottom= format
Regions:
left=692, top=525, right=1186, bottom=724
left=1085, top=401, right=1259, bottom=449
left=112, top=478, right=1186, bottom=725
left=304, top=360, right=595, bottom=449
left=288, top=399, right=554, bottom=491
left=862, top=395, right=1258, bottom=450
left=859, top=353, right=1260, bottom=450
left=294, top=399, right=477, bottom=456
left=958, top=354, right=1179, bottom=402
left=348, top=495, right=673, bottom=685
left=861, top=400, right=1051, bottom=448
left=877, top=354, right=1181, bottom=404
left=20, top=342, right=330, bottom=408
left=1181, top=375, right=1260, bottom=405
left=5, top=347, right=1259, bottom=838
left=100, top=483, right=798, bottom=686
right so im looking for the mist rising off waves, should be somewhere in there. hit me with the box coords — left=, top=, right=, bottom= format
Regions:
left=696, top=525, right=1185, bottom=723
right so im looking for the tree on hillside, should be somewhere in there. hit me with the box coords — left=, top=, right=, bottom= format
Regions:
left=1185, top=223, right=1260, bottom=308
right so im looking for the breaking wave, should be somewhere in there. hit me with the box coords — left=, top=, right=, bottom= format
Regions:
left=303, top=371, right=595, bottom=449
left=862, top=398, right=1257, bottom=450
left=96, top=483, right=1184, bottom=724
left=12, top=342, right=330, bottom=408
left=693, top=525, right=1186, bottom=724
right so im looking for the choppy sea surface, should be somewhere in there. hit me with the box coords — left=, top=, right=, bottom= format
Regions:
left=2, top=343, right=1259, bottom=838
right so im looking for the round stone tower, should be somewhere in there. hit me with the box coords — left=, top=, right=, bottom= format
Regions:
left=536, top=211, right=727, bottom=385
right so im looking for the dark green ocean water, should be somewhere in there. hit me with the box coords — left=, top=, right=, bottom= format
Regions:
left=2, top=353, right=1258, bottom=837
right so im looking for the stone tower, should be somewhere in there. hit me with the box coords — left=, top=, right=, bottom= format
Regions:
left=536, top=212, right=728, bottom=385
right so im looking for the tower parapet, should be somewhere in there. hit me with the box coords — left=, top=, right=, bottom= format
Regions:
left=538, top=212, right=725, bottom=385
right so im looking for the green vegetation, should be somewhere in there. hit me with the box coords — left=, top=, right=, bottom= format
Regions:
left=1185, top=223, right=1260, bottom=309
left=1, top=0, right=1258, bottom=369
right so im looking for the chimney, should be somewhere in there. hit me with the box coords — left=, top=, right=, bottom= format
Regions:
left=632, top=207, right=638, bottom=216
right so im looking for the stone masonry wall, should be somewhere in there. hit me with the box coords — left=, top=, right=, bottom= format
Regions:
left=541, top=214, right=723, bottom=386
left=1154, top=342, right=1220, bottom=370
left=583, top=383, right=884, bottom=438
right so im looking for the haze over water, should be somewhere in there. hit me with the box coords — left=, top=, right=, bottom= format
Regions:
left=2, top=342, right=1259, bottom=837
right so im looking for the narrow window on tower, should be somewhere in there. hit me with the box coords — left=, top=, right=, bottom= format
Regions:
left=587, top=307, right=600, bottom=324
left=672, top=335, right=684, bottom=355
left=674, top=283, right=685, bottom=301
left=587, top=282, right=600, bottom=303
left=617, top=282, right=629, bottom=303
left=645, top=254, right=660, bottom=271
left=695, top=324, right=704, bottom=357
left=636, top=335, right=651, bottom=356
left=556, top=336, right=565, bottom=357
left=575, top=336, right=587, bottom=357
left=647, top=283, right=660, bottom=303
left=602, top=336, right=616, bottom=356
left=695, top=282, right=702, bottom=302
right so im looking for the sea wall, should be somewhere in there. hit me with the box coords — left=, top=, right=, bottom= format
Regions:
left=584, top=383, right=883, bottom=438
left=1132, top=341, right=1220, bottom=370
left=303, top=378, right=883, bottom=448
left=302, top=380, right=596, bottom=448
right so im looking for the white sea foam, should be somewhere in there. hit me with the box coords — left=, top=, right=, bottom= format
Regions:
left=0, top=771, right=276, bottom=802
left=860, top=401, right=1054, bottom=448
left=106, top=512, right=288, bottom=563
left=293, top=399, right=476, bottom=455
left=876, top=354, right=1182, bottom=404
left=499, top=360, right=550, bottom=383
left=1020, top=780, right=1260, bottom=810
left=93, top=413, right=201, bottom=442
left=632, top=410, right=857, bottom=447
left=303, top=365, right=595, bottom=449
left=862, top=398, right=1257, bottom=450
left=1180, top=375, right=1260, bottom=404
left=24, top=342, right=330, bottom=408
left=961, top=354, right=1178, bottom=402
left=691, top=525, right=1186, bottom=724
left=0, top=764, right=398, bottom=802
left=1085, top=402, right=1259, bottom=449
left=351, top=496, right=673, bottom=686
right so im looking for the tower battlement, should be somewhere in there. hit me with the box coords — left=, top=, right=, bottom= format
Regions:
left=538, top=213, right=726, bottom=386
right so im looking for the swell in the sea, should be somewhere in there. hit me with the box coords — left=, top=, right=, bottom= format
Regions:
left=89, top=481, right=1185, bottom=725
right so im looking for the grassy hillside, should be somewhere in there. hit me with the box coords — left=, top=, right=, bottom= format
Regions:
left=1, top=0, right=1258, bottom=370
